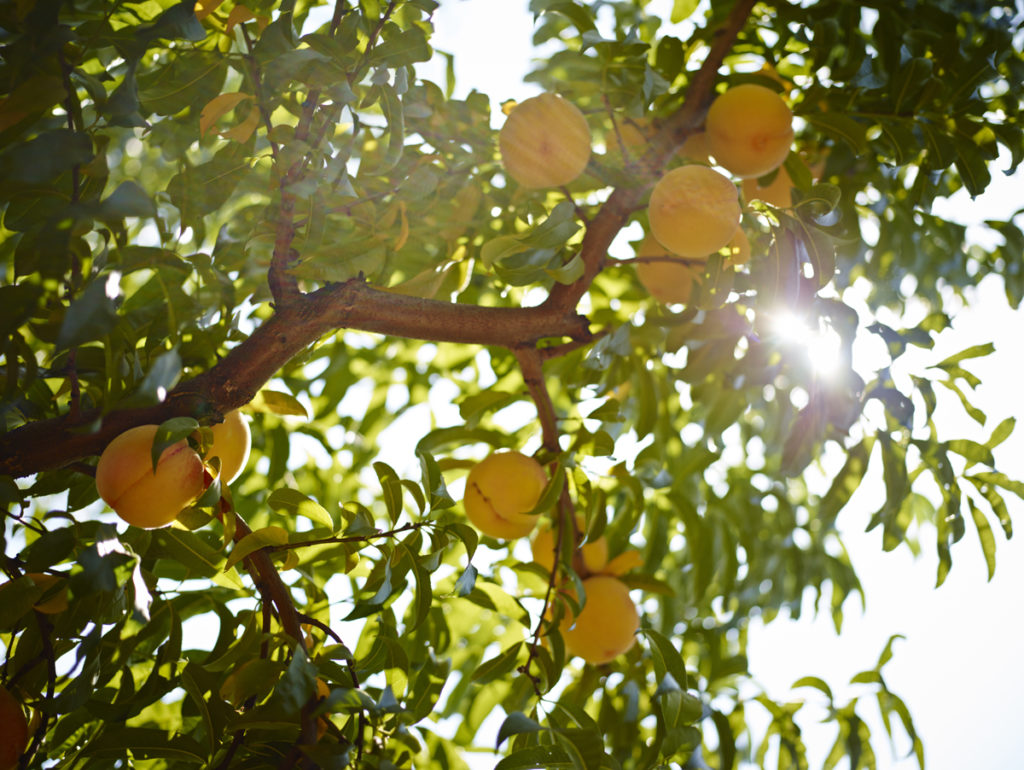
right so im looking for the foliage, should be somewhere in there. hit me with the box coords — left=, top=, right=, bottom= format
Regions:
left=1, top=0, right=1022, bottom=768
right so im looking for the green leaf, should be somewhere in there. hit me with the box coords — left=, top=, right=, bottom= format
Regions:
left=138, top=51, right=226, bottom=116
left=494, top=746, right=572, bottom=770
left=643, top=628, right=689, bottom=690
left=55, top=272, right=121, bottom=350
left=417, top=449, right=455, bottom=511
left=374, top=461, right=404, bottom=525
left=932, top=342, right=995, bottom=369
left=472, top=642, right=523, bottom=684
left=967, top=497, right=997, bottom=581
left=225, top=526, right=290, bottom=570
left=251, top=389, right=309, bottom=417
left=267, top=488, right=335, bottom=531
left=496, top=711, right=544, bottom=748
left=671, top=0, right=699, bottom=23
left=100, top=181, right=157, bottom=220
left=802, top=112, right=868, bottom=153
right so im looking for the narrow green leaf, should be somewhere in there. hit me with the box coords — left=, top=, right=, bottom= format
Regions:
left=494, top=746, right=572, bottom=770
left=225, top=526, right=289, bottom=570
left=496, top=711, right=544, bottom=748
left=967, top=497, right=997, bottom=581
left=267, top=488, right=335, bottom=530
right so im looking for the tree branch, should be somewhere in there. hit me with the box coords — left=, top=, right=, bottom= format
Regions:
left=0, top=0, right=756, bottom=482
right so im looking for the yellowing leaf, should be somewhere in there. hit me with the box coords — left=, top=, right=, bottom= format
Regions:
left=200, top=92, right=252, bottom=137
left=222, top=107, right=259, bottom=143
left=394, top=200, right=409, bottom=251
left=195, top=0, right=226, bottom=21
left=225, top=5, right=258, bottom=33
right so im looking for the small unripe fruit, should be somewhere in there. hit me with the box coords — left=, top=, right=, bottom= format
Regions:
left=208, top=410, right=251, bottom=483
left=558, top=576, right=640, bottom=665
left=464, top=451, right=548, bottom=539
left=95, top=424, right=205, bottom=529
left=648, top=165, right=741, bottom=258
left=0, top=685, right=28, bottom=770
left=531, top=513, right=609, bottom=575
left=499, top=93, right=591, bottom=188
left=705, top=84, right=794, bottom=179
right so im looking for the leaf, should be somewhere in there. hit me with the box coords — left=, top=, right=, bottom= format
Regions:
left=932, top=342, right=995, bottom=369
left=225, top=526, right=289, bottom=570
left=199, top=92, right=253, bottom=136
left=967, top=497, right=997, bottom=581
left=471, top=642, right=523, bottom=684
left=417, top=449, right=455, bottom=511
left=374, top=461, right=404, bottom=525
left=250, top=389, right=309, bottom=417
left=496, top=711, right=544, bottom=748
left=494, top=746, right=572, bottom=770
left=99, top=181, right=157, bottom=220
left=129, top=347, right=182, bottom=405
left=55, top=272, right=121, bottom=350
left=454, top=563, right=477, bottom=597
left=138, top=51, right=226, bottom=117
left=671, top=0, right=699, bottom=23
left=267, top=488, right=335, bottom=530
left=643, top=629, right=689, bottom=691
left=802, top=112, right=869, bottom=153
left=792, top=676, right=834, bottom=702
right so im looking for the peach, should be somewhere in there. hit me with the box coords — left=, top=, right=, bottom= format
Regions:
left=742, top=165, right=794, bottom=208
left=0, top=685, right=27, bottom=770
left=634, top=234, right=701, bottom=306
left=207, top=409, right=251, bottom=483
left=95, top=424, right=205, bottom=529
left=705, top=83, right=794, bottom=178
left=499, top=93, right=591, bottom=188
left=463, top=451, right=548, bottom=539
left=557, top=575, right=640, bottom=664
left=648, top=165, right=741, bottom=258
left=531, top=513, right=609, bottom=575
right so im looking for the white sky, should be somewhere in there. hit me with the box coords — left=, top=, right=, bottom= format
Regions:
left=415, top=2, right=1024, bottom=768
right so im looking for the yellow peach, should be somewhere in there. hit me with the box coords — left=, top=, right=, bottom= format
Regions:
left=558, top=575, right=639, bottom=665
left=722, top=227, right=751, bottom=266
left=499, top=93, right=591, bottom=188
left=742, top=165, right=794, bottom=208
left=531, top=513, right=609, bottom=575
left=634, top=234, right=701, bottom=306
left=648, top=165, right=741, bottom=258
left=464, top=451, right=548, bottom=539
left=95, top=424, right=205, bottom=529
left=208, top=410, right=251, bottom=483
left=705, top=84, right=794, bottom=178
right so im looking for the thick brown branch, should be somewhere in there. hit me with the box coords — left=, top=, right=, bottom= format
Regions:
left=0, top=281, right=590, bottom=478
left=513, top=347, right=560, bottom=453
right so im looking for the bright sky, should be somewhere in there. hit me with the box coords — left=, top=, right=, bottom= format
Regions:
left=415, top=1, right=1024, bottom=768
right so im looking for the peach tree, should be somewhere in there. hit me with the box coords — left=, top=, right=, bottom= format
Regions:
left=1, top=0, right=1022, bottom=767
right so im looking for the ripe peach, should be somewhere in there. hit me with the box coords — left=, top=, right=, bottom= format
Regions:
left=0, top=685, right=27, bottom=770
left=648, top=165, right=741, bottom=258
left=705, top=83, right=794, bottom=178
left=634, top=234, right=700, bottom=306
left=499, top=93, right=591, bottom=188
left=95, top=424, right=205, bottom=529
left=207, top=410, right=251, bottom=483
left=463, top=451, right=548, bottom=539
left=558, top=575, right=639, bottom=664
left=531, top=513, right=609, bottom=575
left=722, top=226, right=751, bottom=266
left=742, top=165, right=794, bottom=208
